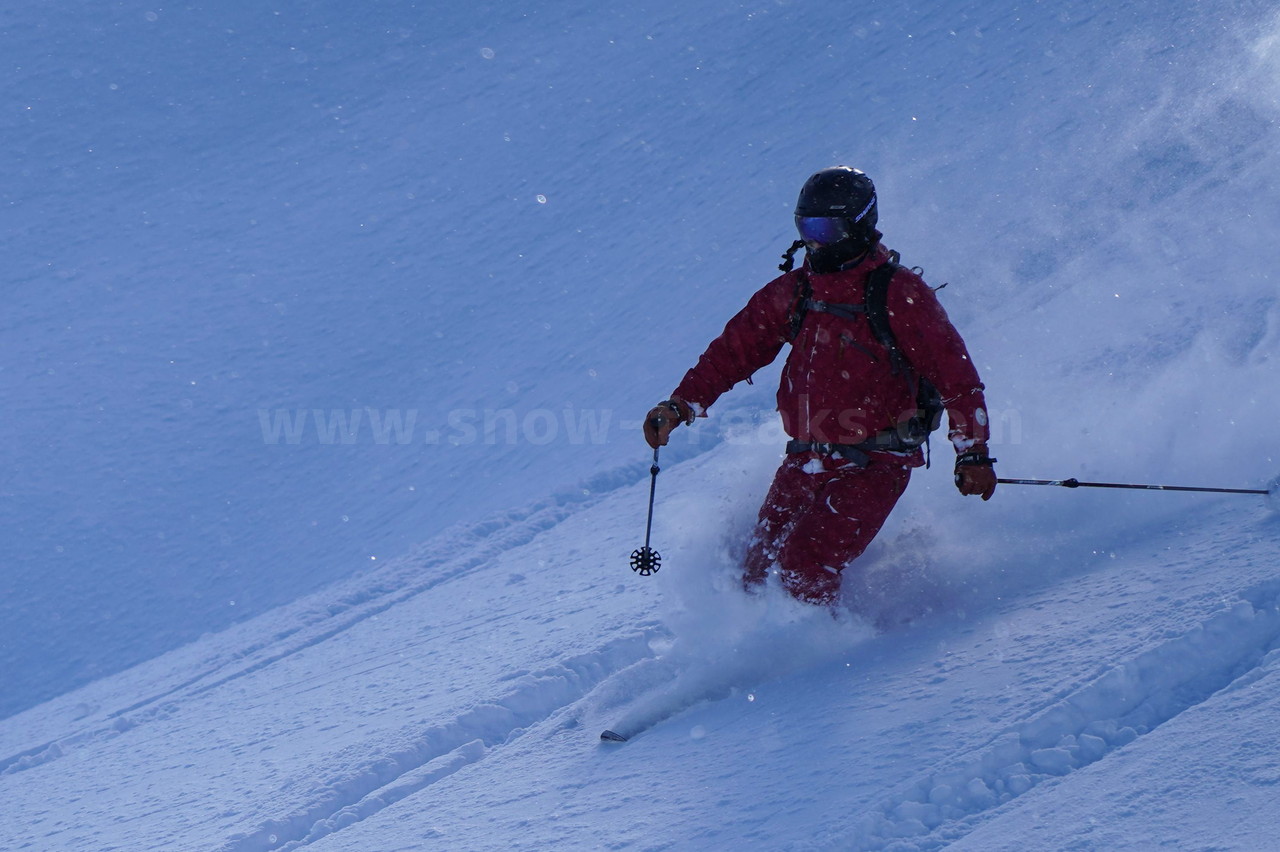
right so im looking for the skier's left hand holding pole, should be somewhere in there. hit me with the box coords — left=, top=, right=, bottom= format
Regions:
left=643, top=398, right=693, bottom=448
left=955, top=447, right=998, bottom=501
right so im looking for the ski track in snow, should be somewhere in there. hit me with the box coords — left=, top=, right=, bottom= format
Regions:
left=0, top=459, right=662, bottom=782
left=2, top=460, right=1277, bottom=851
left=824, top=580, right=1280, bottom=851
left=216, top=630, right=662, bottom=852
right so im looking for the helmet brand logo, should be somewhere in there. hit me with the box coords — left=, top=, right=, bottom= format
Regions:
left=850, top=194, right=876, bottom=224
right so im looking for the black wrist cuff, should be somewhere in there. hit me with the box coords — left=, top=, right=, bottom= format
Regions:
left=955, top=450, right=997, bottom=468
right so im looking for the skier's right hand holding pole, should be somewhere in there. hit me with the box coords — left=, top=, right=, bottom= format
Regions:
left=643, top=398, right=692, bottom=448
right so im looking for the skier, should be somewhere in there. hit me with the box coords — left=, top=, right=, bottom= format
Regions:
left=643, top=166, right=997, bottom=606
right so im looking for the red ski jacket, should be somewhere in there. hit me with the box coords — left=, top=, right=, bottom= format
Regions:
left=672, top=243, right=990, bottom=456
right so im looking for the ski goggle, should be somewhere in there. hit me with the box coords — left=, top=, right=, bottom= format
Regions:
left=795, top=216, right=854, bottom=245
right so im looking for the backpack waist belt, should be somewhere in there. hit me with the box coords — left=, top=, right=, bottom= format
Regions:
left=786, top=429, right=922, bottom=467
left=786, top=440, right=872, bottom=467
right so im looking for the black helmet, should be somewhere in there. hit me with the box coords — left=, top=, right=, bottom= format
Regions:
left=794, top=166, right=878, bottom=235
left=794, top=167, right=878, bottom=272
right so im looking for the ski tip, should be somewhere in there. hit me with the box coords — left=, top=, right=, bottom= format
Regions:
left=600, top=729, right=629, bottom=743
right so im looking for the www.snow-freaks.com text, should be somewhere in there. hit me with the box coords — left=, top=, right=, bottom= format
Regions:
left=257, top=407, right=1024, bottom=447
left=258, top=407, right=618, bottom=447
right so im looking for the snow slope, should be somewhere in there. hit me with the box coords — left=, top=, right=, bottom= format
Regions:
left=7, top=0, right=1279, bottom=718
left=1, top=432, right=1277, bottom=850
left=4, top=0, right=1280, bottom=849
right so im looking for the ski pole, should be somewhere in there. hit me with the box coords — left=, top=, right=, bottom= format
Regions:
left=630, top=446, right=663, bottom=576
left=997, top=477, right=1271, bottom=496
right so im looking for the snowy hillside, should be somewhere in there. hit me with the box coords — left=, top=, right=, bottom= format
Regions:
left=2, top=432, right=1278, bottom=850
left=4, top=0, right=1280, bottom=849
left=5, top=0, right=1279, bottom=717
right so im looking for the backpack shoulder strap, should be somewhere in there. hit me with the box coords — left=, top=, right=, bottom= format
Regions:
left=788, top=268, right=813, bottom=342
left=864, top=251, right=946, bottom=457
left=789, top=250, right=905, bottom=346
left=864, top=251, right=909, bottom=376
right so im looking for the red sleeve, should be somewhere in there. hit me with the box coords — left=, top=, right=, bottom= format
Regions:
left=672, top=273, right=796, bottom=415
left=885, top=270, right=991, bottom=451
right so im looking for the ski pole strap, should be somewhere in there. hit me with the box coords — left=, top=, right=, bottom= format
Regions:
left=996, top=477, right=1269, bottom=495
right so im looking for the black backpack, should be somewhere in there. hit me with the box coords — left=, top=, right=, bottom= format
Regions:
left=787, top=251, right=945, bottom=451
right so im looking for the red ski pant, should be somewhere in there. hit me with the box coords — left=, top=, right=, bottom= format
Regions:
left=743, top=453, right=913, bottom=605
